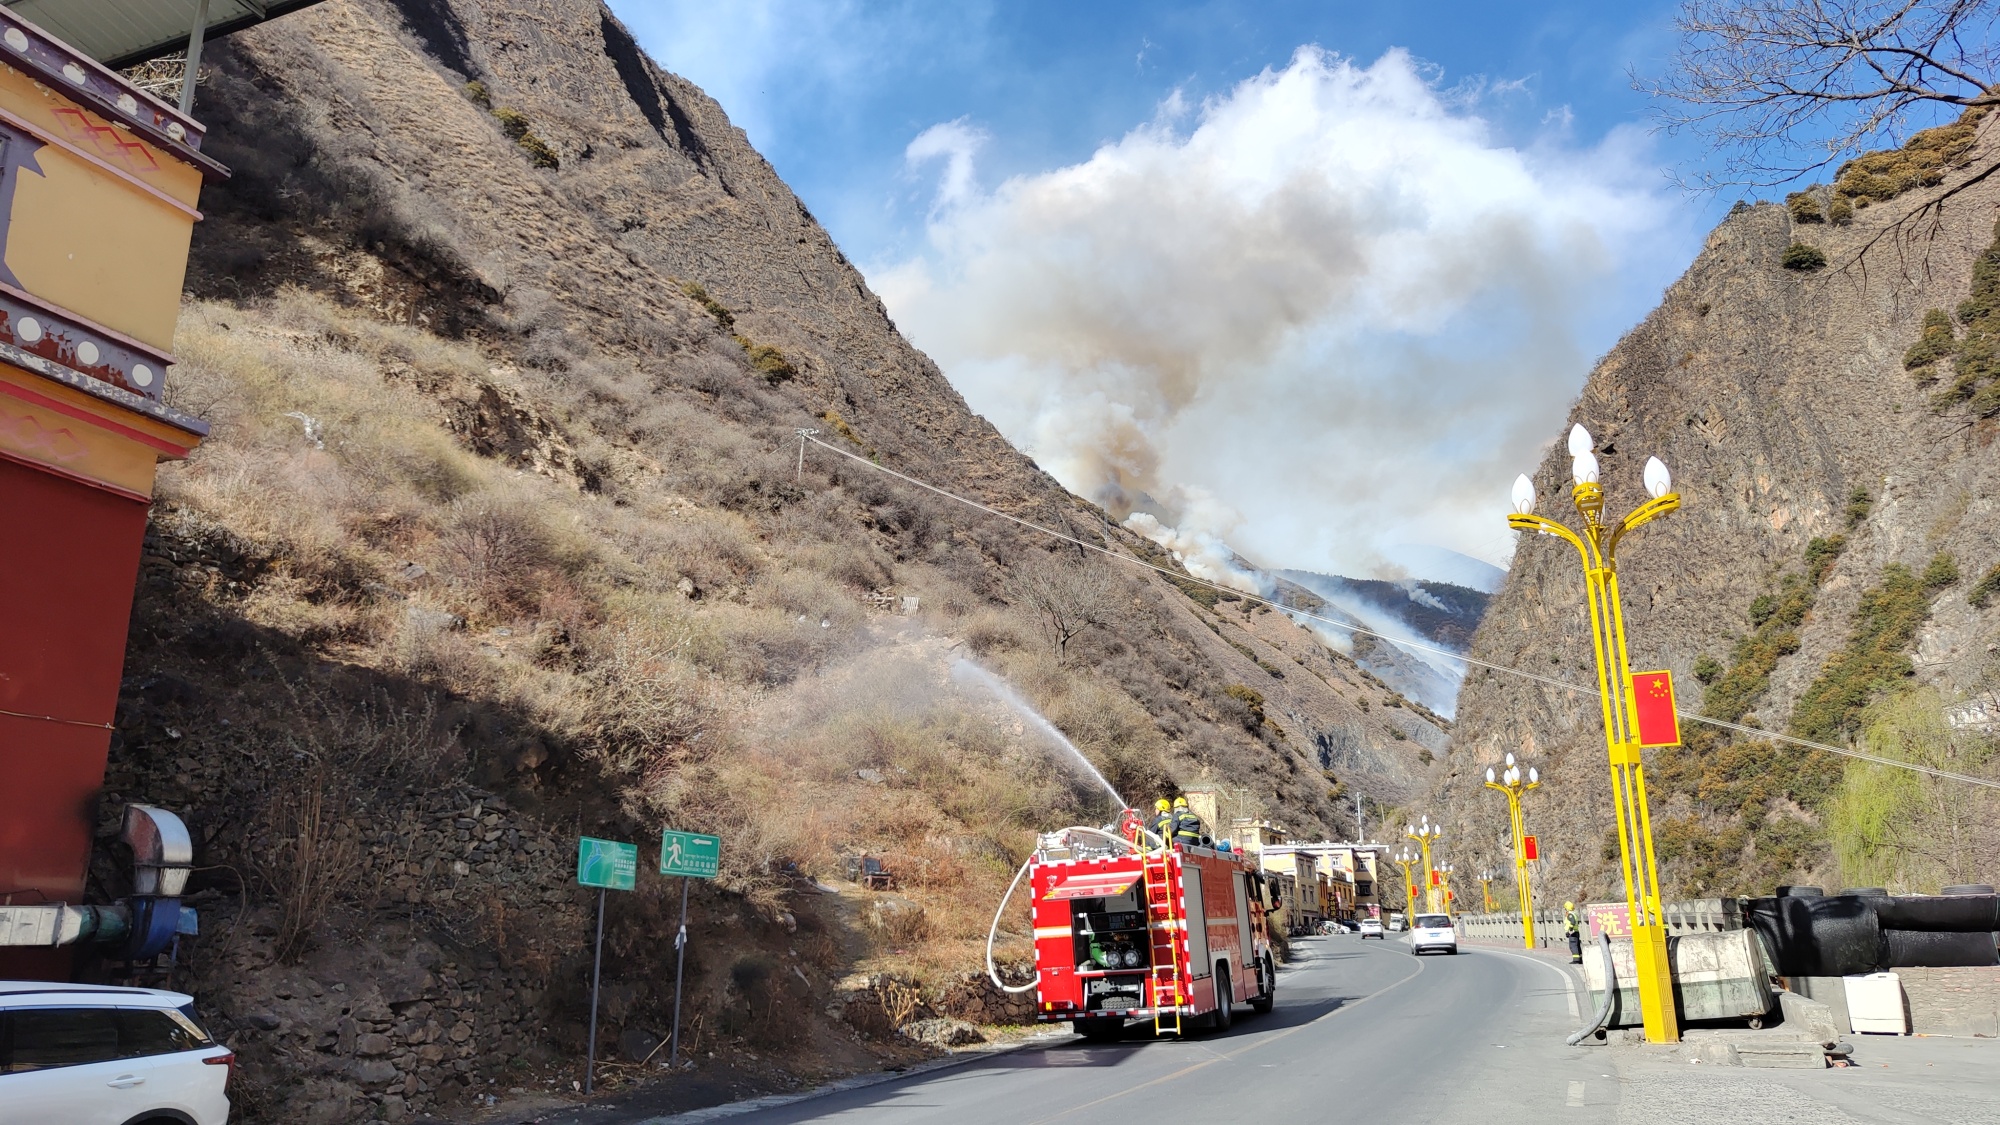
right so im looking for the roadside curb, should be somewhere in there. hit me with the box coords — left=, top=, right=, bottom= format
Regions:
left=626, top=1029, right=1074, bottom=1125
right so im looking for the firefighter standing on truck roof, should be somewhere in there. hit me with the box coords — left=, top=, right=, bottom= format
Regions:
left=1150, top=799, right=1174, bottom=847
left=1564, top=901, right=1583, bottom=963
left=1172, top=797, right=1204, bottom=847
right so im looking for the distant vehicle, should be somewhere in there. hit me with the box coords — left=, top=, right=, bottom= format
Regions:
left=1358, top=919, right=1384, bottom=939
left=1409, top=913, right=1459, bottom=956
left=0, top=981, right=233, bottom=1125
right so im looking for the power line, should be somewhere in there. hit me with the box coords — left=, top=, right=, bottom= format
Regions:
left=800, top=434, right=2000, bottom=792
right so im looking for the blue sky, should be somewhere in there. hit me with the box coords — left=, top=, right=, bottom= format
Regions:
left=612, top=0, right=1725, bottom=267
left=605, top=2, right=1746, bottom=582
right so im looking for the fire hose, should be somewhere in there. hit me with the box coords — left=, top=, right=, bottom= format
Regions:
left=985, top=826, right=1155, bottom=994
left=1566, top=932, right=1616, bottom=1046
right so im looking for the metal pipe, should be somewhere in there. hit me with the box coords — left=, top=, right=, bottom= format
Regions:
left=178, top=0, right=211, bottom=116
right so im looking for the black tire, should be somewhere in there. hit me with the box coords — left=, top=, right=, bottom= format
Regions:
left=1210, top=969, right=1233, bottom=1032
left=1250, top=955, right=1275, bottom=1014
left=1075, top=1019, right=1124, bottom=1042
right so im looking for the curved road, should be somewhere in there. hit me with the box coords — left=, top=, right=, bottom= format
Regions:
left=684, top=936, right=1616, bottom=1124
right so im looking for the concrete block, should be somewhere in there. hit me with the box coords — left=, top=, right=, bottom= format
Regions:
left=1778, top=990, right=1841, bottom=1045
left=1735, top=1041, right=1827, bottom=1069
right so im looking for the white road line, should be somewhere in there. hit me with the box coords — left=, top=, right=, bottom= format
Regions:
left=1486, top=947, right=1583, bottom=1021
left=1566, top=1080, right=1585, bottom=1107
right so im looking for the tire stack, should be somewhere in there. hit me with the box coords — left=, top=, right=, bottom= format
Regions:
left=1744, top=885, right=2000, bottom=975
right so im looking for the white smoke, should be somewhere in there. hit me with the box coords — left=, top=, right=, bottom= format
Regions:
left=875, top=46, right=1677, bottom=579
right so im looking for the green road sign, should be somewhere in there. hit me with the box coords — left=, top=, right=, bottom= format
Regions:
left=660, top=830, right=721, bottom=879
left=577, top=837, right=637, bottom=891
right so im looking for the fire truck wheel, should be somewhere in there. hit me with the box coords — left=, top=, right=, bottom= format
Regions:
left=1209, top=969, right=1234, bottom=1032
left=1249, top=955, right=1275, bottom=1014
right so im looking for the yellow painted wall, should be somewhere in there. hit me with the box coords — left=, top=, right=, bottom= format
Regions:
left=0, top=65, right=199, bottom=350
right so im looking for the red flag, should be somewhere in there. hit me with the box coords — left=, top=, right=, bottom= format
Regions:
left=1430, top=870, right=1440, bottom=886
left=1522, top=834, right=1539, bottom=861
left=1630, top=670, right=1682, bottom=747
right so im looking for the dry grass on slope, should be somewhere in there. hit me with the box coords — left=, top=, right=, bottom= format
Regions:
left=153, top=289, right=1215, bottom=984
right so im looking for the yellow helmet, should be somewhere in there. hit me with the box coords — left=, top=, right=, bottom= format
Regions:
left=1174, top=797, right=1189, bottom=808
left=1155, top=798, right=1171, bottom=811
left=1565, top=901, right=1576, bottom=910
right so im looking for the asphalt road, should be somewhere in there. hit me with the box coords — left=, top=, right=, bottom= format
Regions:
left=663, top=934, right=1616, bottom=1125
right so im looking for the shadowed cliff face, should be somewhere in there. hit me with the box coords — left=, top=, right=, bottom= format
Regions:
left=1437, top=152, right=2000, bottom=901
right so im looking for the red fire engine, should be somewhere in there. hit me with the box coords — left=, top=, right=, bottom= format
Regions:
left=1025, top=817, right=1275, bottom=1039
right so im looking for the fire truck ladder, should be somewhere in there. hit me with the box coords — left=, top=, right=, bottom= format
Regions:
left=1141, top=844, right=1186, bottom=1036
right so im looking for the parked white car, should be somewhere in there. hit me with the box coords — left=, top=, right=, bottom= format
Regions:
left=1409, top=913, right=1459, bottom=955
left=0, top=981, right=233, bottom=1124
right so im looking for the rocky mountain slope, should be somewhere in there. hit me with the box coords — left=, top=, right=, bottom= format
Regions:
left=106, top=1, right=1437, bottom=1119
left=1438, top=115, right=2000, bottom=904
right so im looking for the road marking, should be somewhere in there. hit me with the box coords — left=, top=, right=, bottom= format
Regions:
left=1567, top=1080, right=1585, bottom=1107
left=1486, top=947, right=1582, bottom=1021
left=1024, top=949, right=1428, bottom=1125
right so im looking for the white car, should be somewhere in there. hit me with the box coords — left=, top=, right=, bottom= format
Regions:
left=0, top=981, right=233, bottom=1124
left=1357, top=918, right=1384, bottom=939
left=1409, top=913, right=1459, bottom=955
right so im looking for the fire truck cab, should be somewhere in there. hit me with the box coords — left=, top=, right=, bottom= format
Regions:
left=1028, top=820, right=1275, bottom=1039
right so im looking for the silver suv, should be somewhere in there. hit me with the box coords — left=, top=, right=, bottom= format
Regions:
left=0, top=981, right=233, bottom=1123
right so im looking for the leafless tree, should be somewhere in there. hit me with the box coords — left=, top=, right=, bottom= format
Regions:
left=1647, top=0, right=2000, bottom=188
left=1010, top=553, right=1119, bottom=662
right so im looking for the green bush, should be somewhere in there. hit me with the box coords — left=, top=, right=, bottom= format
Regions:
left=1922, top=552, right=1959, bottom=592
left=1789, top=554, right=1955, bottom=744
left=1833, top=108, right=1988, bottom=203
left=1747, top=593, right=1777, bottom=627
left=1827, top=195, right=1853, bottom=225
left=491, top=106, right=531, bottom=140
left=1844, top=485, right=1872, bottom=529
left=1782, top=242, right=1827, bottom=271
left=516, top=132, right=560, bottom=169
left=679, top=281, right=734, bottom=331
left=1904, top=308, right=1956, bottom=377
left=735, top=336, right=798, bottom=383
left=1786, top=191, right=1824, bottom=223
left=463, top=80, right=491, bottom=108
left=1693, top=654, right=1723, bottom=684
left=1968, top=564, right=2000, bottom=609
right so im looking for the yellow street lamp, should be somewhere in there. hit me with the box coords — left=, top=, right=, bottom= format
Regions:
left=1483, top=752, right=1542, bottom=951
left=1392, top=848, right=1419, bottom=931
left=1404, top=817, right=1443, bottom=911
left=1479, top=869, right=1497, bottom=915
left=1436, top=862, right=1456, bottom=917
left=1506, top=425, right=1682, bottom=1044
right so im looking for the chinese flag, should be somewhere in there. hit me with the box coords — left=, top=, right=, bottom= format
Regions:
left=1630, top=670, right=1682, bottom=747
left=1523, top=834, right=1539, bottom=861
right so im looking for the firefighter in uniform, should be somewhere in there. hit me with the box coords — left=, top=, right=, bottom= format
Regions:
left=1564, top=901, right=1583, bottom=963
left=1172, top=797, right=1204, bottom=847
left=1150, top=799, right=1175, bottom=847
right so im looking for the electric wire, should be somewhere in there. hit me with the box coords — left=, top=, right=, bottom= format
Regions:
left=801, top=434, right=2000, bottom=793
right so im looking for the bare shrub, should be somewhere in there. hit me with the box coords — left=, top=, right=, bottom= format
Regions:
left=1008, top=553, right=1119, bottom=662
left=439, top=497, right=556, bottom=616
left=565, top=627, right=709, bottom=776
left=257, top=760, right=360, bottom=963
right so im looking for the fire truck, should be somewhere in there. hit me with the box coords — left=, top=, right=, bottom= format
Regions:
left=1025, top=816, right=1276, bottom=1039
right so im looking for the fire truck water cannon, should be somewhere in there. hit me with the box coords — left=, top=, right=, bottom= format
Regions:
left=986, top=809, right=1278, bottom=1041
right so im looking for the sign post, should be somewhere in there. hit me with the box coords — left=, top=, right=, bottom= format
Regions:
left=659, top=830, right=721, bottom=1068
left=576, top=837, right=637, bottom=1094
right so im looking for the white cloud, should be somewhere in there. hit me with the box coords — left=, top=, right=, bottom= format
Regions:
left=873, top=46, right=1680, bottom=581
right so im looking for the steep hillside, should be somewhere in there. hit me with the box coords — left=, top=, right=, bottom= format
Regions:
left=105, top=1, right=1435, bottom=1119
left=1439, top=116, right=2000, bottom=904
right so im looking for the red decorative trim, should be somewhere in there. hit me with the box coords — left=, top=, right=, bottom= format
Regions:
left=0, top=103, right=202, bottom=220
left=0, top=376, right=187, bottom=457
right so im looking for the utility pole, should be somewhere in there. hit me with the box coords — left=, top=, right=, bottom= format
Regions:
left=794, top=428, right=819, bottom=481
left=1353, top=791, right=1365, bottom=842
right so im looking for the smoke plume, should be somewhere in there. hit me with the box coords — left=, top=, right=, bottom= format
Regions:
left=875, top=46, right=1675, bottom=579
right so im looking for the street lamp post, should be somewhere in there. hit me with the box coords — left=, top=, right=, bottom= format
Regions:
left=1507, top=424, right=1682, bottom=1044
left=1483, top=753, right=1542, bottom=951
left=1479, top=870, right=1496, bottom=915
left=1436, top=862, right=1455, bottom=917
left=1393, top=848, right=1419, bottom=931
left=1404, top=817, right=1442, bottom=912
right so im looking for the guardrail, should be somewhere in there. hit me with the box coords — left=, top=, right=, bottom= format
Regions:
left=1458, top=898, right=1742, bottom=948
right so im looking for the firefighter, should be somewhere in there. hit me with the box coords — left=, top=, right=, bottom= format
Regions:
left=1150, top=798, right=1174, bottom=847
left=1172, top=797, right=1204, bottom=847
left=1564, top=901, right=1583, bottom=963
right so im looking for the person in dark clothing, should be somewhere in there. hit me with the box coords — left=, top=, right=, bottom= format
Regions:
left=1564, top=901, right=1583, bottom=963
left=1150, top=799, right=1174, bottom=847
left=1172, top=797, right=1204, bottom=847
